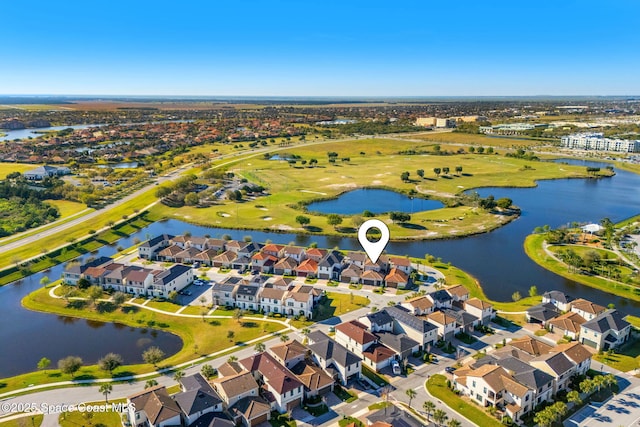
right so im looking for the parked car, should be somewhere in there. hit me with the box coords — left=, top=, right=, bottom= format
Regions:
left=445, top=366, right=455, bottom=374
left=391, top=360, right=401, bottom=375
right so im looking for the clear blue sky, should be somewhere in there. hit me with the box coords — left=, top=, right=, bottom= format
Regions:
left=1, top=0, right=639, bottom=96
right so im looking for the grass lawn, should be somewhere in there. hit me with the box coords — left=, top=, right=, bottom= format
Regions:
left=0, top=162, right=34, bottom=179
left=58, top=408, right=122, bottom=426
left=339, top=417, right=364, bottom=427
left=145, top=300, right=183, bottom=313
left=4, top=285, right=283, bottom=394
left=181, top=305, right=210, bottom=315
left=405, top=130, right=554, bottom=149
left=368, top=401, right=392, bottom=411
left=291, top=292, right=369, bottom=328
left=333, top=385, right=357, bottom=403
left=154, top=137, right=598, bottom=240
left=47, top=200, right=88, bottom=219
left=362, top=365, right=389, bottom=386
left=0, top=414, right=43, bottom=427
left=593, top=340, right=640, bottom=372
left=426, top=374, right=498, bottom=427
left=524, top=233, right=640, bottom=302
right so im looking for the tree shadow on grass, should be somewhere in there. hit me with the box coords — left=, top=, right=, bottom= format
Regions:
left=96, top=301, right=116, bottom=313
left=121, top=306, right=138, bottom=314
left=73, top=374, right=97, bottom=382
left=209, top=320, right=221, bottom=326
left=305, top=226, right=323, bottom=233
left=462, top=173, right=473, bottom=177
left=67, top=300, right=87, bottom=310
left=242, top=322, right=258, bottom=328
left=112, top=371, right=136, bottom=379
left=336, top=227, right=357, bottom=234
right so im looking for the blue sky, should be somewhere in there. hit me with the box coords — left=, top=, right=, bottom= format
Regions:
left=1, top=0, right=639, bottom=96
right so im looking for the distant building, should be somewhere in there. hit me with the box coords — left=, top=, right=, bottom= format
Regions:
left=479, top=123, right=547, bottom=135
left=560, top=132, right=640, bottom=153
left=415, top=117, right=456, bottom=128
left=23, top=165, right=71, bottom=180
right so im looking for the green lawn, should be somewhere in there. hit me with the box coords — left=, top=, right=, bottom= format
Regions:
left=154, top=137, right=599, bottom=240
left=426, top=374, right=498, bottom=427
left=0, top=162, right=34, bottom=179
left=291, top=292, right=369, bottom=328
left=59, top=408, right=121, bottom=427
left=406, top=131, right=552, bottom=149
left=593, top=340, right=640, bottom=372
left=524, top=233, right=640, bottom=302
left=4, top=285, right=283, bottom=394
left=0, top=414, right=43, bottom=427
left=47, top=200, right=88, bottom=219
left=362, top=365, right=389, bottom=386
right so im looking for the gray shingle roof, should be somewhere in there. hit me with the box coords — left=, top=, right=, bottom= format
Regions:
left=526, top=303, right=561, bottom=322
left=543, top=290, right=573, bottom=304
left=154, top=264, right=191, bottom=286
left=441, top=308, right=479, bottom=328
left=365, top=310, right=394, bottom=327
left=582, top=309, right=630, bottom=333
left=308, top=337, right=361, bottom=367
left=141, top=234, right=174, bottom=248
left=429, top=290, right=452, bottom=303
left=375, top=331, right=419, bottom=354
left=532, top=352, right=575, bottom=376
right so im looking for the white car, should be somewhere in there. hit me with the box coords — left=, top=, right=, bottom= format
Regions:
left=391, top=360, right=401, bottom=375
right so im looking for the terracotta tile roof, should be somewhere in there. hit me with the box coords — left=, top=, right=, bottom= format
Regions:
left=552, top=342, right=593, bottom=364
left=260, top=287, right=286, bottom=300
left=385, top=268, right=408, bottom=283
left=158, top=245, right=182, bottom=256
left=239, top=352, right=303, bottom=395
left=274, top=257, right=298, bottom=270
left=217, top=361, right=245, bottom=377
left=194, top=248, right=219, bottom=261
left=231, top=396, right=270, bottom=421
left=295, top=259, right=318, bottom=273
left=262, top=243, right=284, bottom=253
left=361, top=270, right=384, bottom=281
left=389, top=256, right=412, bottom=267
left=213, top=250, right=237, bottom=263
left=549, top=312, right=586, bottom=333
left=269, top=340, right=309, bottom=363
left=305, top=248, right=328, bottom=259
left=362, top=344, right=396, bottom=363
left=509, top=336, right=553, bottom=356
left=336, top=320, right=377, bottom=345
left=571, top=298, right=607, bottom=315
left=290, top=359, right=334, bottom=391
left=427, top=311, right=457, bottom=325
left=446, top=285, right=469, bottom=298
left=404, top=296, right=434, bottom=310
left=465, top=298, right=492, bottom=310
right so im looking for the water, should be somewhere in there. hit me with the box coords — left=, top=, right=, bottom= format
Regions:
left=2, top=159, right=640, bottom=377
left=97, top=162, right=139, bottom=169
left=0, top=125, right=97, bottom=142
left=307, top=188, right=444, bottom=215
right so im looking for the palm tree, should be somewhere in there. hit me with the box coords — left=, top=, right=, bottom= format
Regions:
left=447, top=419, right=461, bottom=427
left=280, top=333, right=290, bottom=342
left=567, top=390, right=582, bottom=407
left=433, top=409, right=448, bottom=426
left=254, top=342, right=266, bottom=353
left=405, top=388, right=417, bottom=408
left=145, top=379, right=158, bottom=389
left=423, top=401, right=436, bottom=421
left=173, top=369, right=184, bottom=382
left=99, top=383, right=112, bottom=403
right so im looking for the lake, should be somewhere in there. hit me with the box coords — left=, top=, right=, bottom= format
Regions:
left=1, top=159, right=640, bottom=377
left=307, top=188, right=444, bottom=215
left=0, top=125, right=97, bottom=142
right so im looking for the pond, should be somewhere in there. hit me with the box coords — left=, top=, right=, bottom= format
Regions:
left=307, top=188, right=444, bottom=215
left=2, top=159, right=640, bottom=377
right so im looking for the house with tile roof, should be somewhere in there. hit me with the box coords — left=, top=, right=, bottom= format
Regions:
left=551, top=342, right=593, bottom=376
left=508, top=336, right=554, bottom=359
left=289, top=359, right=335, bottom=397
left=239, top=352, right=304, bottom=413
left=548, top=312, right=586, bottom=340
left=340, top=264, right=363, bottom=284
left=384, top=268, right=409, bottom=289
left=464, top=298, right=494, bottom=325
left=259, top=287, right=286, bottom=315
left=193, top=248, right=220, bottom=267
left=335, top=320, right=377, bottom=356
left=228, top=396, right=271, bottom=427
left=127, top=385, right=182, bottom=427
left=273, top=257, right=298, bottom=276
left=570, top=298, right=607, bottom=321
left=530, top=352, right=576, bottom=393
left=388, top=256, right=412, bottom=274
left=282, top=246, right=306, bottom=262
left=211, top=372, right=260, bottom=409
left=138, top=234, right=174, bottom=259
left=157, top=244, right=183, bottom=262
left=445, top=284, right=470, bottom=302
left=426, top=311, right=459, bottom=340
left=294, top=259, right=318, bottom=278
left=362, top=343, right=396, bottom=372
left=251, top=252, right=278, bottom=274
left=400, top=295, right=434, bottom=316
left=212, top=250, right=238, bottom=268
left=580, top=309, right=631, bottom=351
left=305, top=248, right=327, bottom=262
left=174, top=247, right=202, bottom=264
left=268, top=340, right=309, bottom=369
left=361, top=269, right=384, bottom=287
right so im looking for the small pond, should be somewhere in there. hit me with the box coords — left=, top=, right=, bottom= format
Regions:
left=307, top=188, right=444, bottom=215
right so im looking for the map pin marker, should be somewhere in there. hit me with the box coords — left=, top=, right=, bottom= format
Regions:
left=358, top=219, right=390, bottom=263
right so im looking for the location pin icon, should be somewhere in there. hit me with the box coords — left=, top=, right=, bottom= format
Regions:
left=358, top=219, right=390, bottom=263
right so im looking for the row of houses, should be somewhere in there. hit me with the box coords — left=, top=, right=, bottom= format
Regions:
left=127, top=337, right=362, bottom=427
left=212, top=276, right=321, bottom=319
left=453, top=336, right=594, bottom=424
left=330, top=285, right=495, bottom=372
left=139, top=234, right=416, bottom=288
left=526, top=290, right=631, bottom=351
left=63, top=256, right=193, bottom=299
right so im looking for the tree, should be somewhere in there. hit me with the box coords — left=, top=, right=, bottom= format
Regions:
left=400, top=171, right=410, bottom=182
left=512, top=291, right=522, bottom=302
left=99, top=353, right=123, bottom=375
left=433, top=167, right=441, bottom=178
left=112, top=291, right=127, bottom=308
left=534, top=410, right=553, bottom=427
left=145, top=379, right=158, bottom=389
left=583, top=250, right=601, bottom=269
left=58, top=356, right=83, bottom=377
left=469, top=146, right=476, bottom=153
left=87, top=285, right=103, bottom=307
left=201, top=364, right=216, bottom=380
left=99, top=383, right=112, bottom=403
left=227, top=330, right=235, bottom=341
left=173, top=369, right=184, bottom=382
left=280, top=333, right=290, bottom=342
left=168, top=290, right=179, bottom=303
left=580, top=378, right=595, bottom=395
left=37, top=357, right=51, bottom=373
left=142, top=346, right=165, bottom=367
left=327, top=214, right=343, bottom=229
left=184, top=192, right=199, bottom=206
left=254, top=342, right=266, bottom=353
left=455, top=166, right=463, bottom=175
left=447, top=420, right=461, bottom=427
left=567, top=390, right=582, bottom=407
left=405, top=388, right=417, bottom=408
left=233, top=308, right=243, bottom=324
left=390, top=212, right=411, bottom=223
left=496, top=197, right=512, bottom=209
left=40, top=276, right=50, bottom=288
left=416, top=169, right=424, bottom=179
left=423, top=401, right=436, bottom=420
left=228, top=355, right=238, bottom=363
left=433, top=409, right=448, bottom=425
left=528, top=285, right=538, bottom=297
left=443, top=167, right=450, bottom=175
left=295, top=215, right=310, bottom=228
